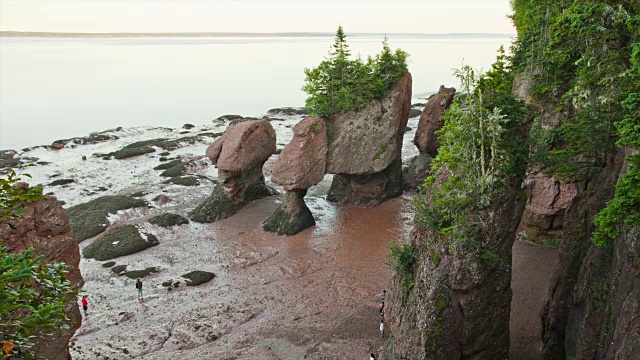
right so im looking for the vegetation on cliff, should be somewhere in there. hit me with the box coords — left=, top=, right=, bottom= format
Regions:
left=1, top=171, right=75, bottom=359
left=303, top=26, right=408, bottom=118
left=510, top=0, right=639, bottom=247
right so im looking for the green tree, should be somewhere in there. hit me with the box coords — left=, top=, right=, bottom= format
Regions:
left=1, top=170, right=76, bottom=359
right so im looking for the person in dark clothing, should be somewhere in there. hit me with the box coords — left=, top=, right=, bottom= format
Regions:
left=136, top=279, right=143, bottom=300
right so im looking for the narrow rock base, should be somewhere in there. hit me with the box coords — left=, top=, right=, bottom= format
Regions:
left=263, top=189, right=315, bottom=235
left=189, top=180, right=276, bottom=223
left=327, top=160, right=402, bottom=206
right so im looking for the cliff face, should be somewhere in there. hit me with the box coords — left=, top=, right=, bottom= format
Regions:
left=541, top=147, right=640, bottom=359
left=0, top=194, right=84, bottom=360
left=383, top=185, right=526, bottom=359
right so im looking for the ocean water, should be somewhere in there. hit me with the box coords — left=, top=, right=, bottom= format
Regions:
left=0, top=34, right=513, bottom=150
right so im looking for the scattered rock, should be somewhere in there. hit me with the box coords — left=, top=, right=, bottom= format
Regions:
left=214, top=114, right=243, bottom=122
left=152, top=194, right=172, bottom=205
left=111, top=264, right=127, bottom=274
left=51, top=142, right=64, bottom=150
left=159, top=152, right=171, bottom=156
left=182, top=270, right=216, bottom=287
left=82, top=155, right=87, bottom=161
left=148, top=213, right=189, bottom=228
left=409, top=108, right=422, bottom=118
left=112, top=146, right=156, bottom=160
left=124, top=267, right=158, bottom=279
left=183, top=124, right=195, bottom=129
left=82, top=225, right=159, bottom=261
left=130, top=191, right=147, bottom=198
left=153, top=159, right=182, bottom=171
left=163, top=176, right=200, bottom=186
left=102, top=261, right=116, bottom=268
left=267, top=107, right=308, bottom=116
left=49, top=178, right=75, bottom=186
left=67, top=196, right=148, bottom=243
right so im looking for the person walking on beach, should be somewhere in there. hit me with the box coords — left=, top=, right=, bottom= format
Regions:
left=80, top=295, right=88, bottom=316
left=378, top=303, right=385, bottom=318
left=136, top=279, right=143, bottom=300
left=370, top=353, right=376, bottom=360
left=380, top=319, right=384, bottom=338
left=381, top=290, right=386, bottom=304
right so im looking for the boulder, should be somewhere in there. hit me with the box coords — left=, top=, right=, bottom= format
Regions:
left=82, top=225, right=159, bottom=261
left=190, top=120, right=277, bottom=223
left=271, top=117, right=327, bottom=190
left=263, top=189, right=316, bottom=235
left=401, top=152, right=433, bottom=191
left=326, top=72, right=412, bottom=176
left=148, top=213, right=189, bottom=228
left=327, top=159, right=403, bottom=206
left=0, top=194, right=84, bottom=360
left=521, top=172, right=580, bottom=239
left=413, top=85, right=456, bottom=156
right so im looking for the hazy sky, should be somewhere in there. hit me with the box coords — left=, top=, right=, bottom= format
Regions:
left=0, top=0, right=514, bottom=34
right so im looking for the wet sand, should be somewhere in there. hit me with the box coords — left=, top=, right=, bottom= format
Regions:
left=72, top=189, right=558, bottom=359
left=510, top=240, right=558, bottom=360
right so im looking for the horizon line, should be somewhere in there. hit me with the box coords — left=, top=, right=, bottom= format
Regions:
left=0, top=30, right=516, bottom=38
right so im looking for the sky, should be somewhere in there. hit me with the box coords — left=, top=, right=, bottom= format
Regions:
left=0, top=0, right=515, bottom=34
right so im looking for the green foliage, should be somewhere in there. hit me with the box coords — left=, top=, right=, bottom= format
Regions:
left=414, top=56, right=530, bottom=249
left=388, top=241, right=418, bottom=295
left=303, top=27, right=408, bottom=118
left=0, top=169, right=43, bottom=220
left=1, top=170, right=75, bottom=358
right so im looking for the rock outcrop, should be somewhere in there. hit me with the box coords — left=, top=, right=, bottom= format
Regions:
left=264, top=117, right=327, bottom=235
left=190, top=120, right=277, bottom=223
left=413, top=85, right=456, bottom=157
left=0, top=193, right=84, bottom=360
left=541, top=147, right=640, bottom=359
left=325, top=72, right=412, bottom=205
left=521, top=172, right=581, bottom=239
left=383, top=176, right=526, bottom=359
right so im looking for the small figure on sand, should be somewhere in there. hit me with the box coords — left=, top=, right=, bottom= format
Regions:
left=370, top=353, right=376, bottom=360
left=378, top=303, right=385, bottom=318
left=136, top=279, right=143, bottom=300
left=380, top=319, right=384, bottom=338
left=381, top=290, right=386, bottom=304
left=80, top=295, right=88, bottom=316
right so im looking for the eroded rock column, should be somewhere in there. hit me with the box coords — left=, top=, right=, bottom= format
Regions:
left=264, top=117, right=327, bottom=235
left=189, top=120, right=276, bottom=223
left=325, top=72, right=412, bottom=205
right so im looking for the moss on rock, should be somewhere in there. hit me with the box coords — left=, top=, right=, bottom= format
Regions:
left=163, top=176, right=200, bottom=186
left=262, top=203, right=315, bottom=236
left=124, top=267, right=158, bottom=279
left=112, top=146, right=156, bottom=159
left=189, top=185, right=236, bottom=223
left=111, top=264, right=127, bottom=274
left=153, top=159, right=182, bottom=171
left=82, top=225, right=159, bottom=261
left=148, top=213, right=189, bottom=228
left=68, top=195, right=148, bottom=243
left=160, top=162, right=188, bottom=177
left=182, top=270, right=216, bottom=287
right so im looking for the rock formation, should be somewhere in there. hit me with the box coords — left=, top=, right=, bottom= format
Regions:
left=325, top=72, right=412, bottom=205
left=0, top=192, right=84, bottom=360
left=264, top=117, right=327, bottom=235
left=190, top=120, right=277, bottom=223
left=383, top=170, right=526, bottom=359
left=402, top=85, right=456, bottom=191
left=541, top=147, right=640, bottom=359
left=521, top=172, right=581, bottom=239
left=413, top=85, right=456, bottom=157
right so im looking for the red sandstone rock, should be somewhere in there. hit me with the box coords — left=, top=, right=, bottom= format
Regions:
left=272, top=117, right=327, bottom=190
left=216, top=120, right=276, bottom=174
left=206, top=134, right=226, bottom=165
left=0, top=194, right=83, bottom=360
left=51, top=142, right=64, bottom=150
left=326, top=72, right=412, bottom=176
left=413, top=85, right=456, bottom=156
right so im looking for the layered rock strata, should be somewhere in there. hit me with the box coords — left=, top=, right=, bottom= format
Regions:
left=0, top=192, right=84, bottom=360
left=264, top=117, right=327, bottom=235
left=325, top=72, right=412, bottom=205
left=190, top=120, right=276, bottom=223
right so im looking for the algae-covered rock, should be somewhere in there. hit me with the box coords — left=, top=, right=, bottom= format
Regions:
left=188, top=185, right=238, bottom=223
left=263, top=190, right=315, bottom=235
left=112, top=146, right=156, bottom=159
left=82, top=225, right=159, bottom=261
left=124, top=267, right=158, bottom=279
left=153, top=159, right=182, bottom=171
left=49, top=178, right=75, bottom=186
left=182, top=270, right=216, bottom=286
left=102, top=261, right=116, bottom=268
left=111, top=264, right=127, bottom=274
left=148, top=213, right=189, bottom=228
left=163, top=176, right=200, bottom=186
left=409, top=108, right=422, bottom=118
left=159, top=162, right=189, bottom=177
left=68, top=195, right=148, bottom=243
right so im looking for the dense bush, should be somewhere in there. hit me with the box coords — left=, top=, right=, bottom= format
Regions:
left=303, top=26, right=408, bottom=118
left=388, top=241, right=418, bottom=295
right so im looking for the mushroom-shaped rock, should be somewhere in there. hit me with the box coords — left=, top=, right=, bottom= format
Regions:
left=264, top=117, right=327, bottom=235
left=325, top=72, right=412, bottom=206
left=272, top=116, right=327, bottom=190
left=190, top=120, right=277, bottom=223
left=413, top=85, right=456, bottom=156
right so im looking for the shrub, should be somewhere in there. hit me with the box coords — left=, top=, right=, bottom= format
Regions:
left=388, top=241, right=418, bottom=295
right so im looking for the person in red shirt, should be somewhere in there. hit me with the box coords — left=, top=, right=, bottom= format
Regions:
left=81, top=295, right=88, bottom=316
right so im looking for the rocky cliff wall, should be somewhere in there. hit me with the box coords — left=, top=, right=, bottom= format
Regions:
left=0, top=193, right=84, bottom=360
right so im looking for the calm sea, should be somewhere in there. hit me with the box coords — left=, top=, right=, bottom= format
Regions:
left=0, top=34, right=513, bottom=150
